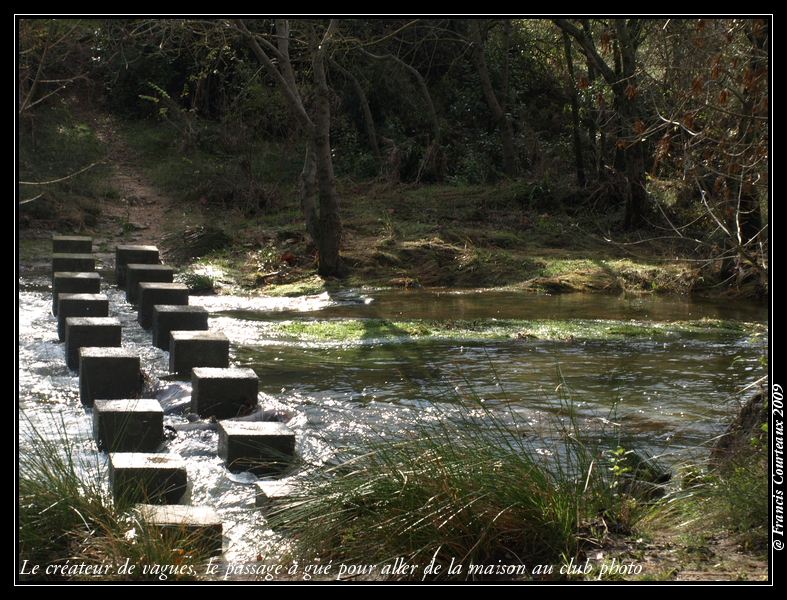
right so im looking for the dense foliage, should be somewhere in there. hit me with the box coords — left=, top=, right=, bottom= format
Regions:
left=18, top=18, right=769, bottom=287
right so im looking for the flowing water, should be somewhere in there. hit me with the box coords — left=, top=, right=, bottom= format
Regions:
left=17, top=271, right=768, bottom=565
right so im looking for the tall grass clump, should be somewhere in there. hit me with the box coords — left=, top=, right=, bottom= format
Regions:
left=263, top=365, right=664, bottom=581
left=18, top=408, right=111, bottom=576
left=654, top=391, right=769, bottom=555
left=18, top=408, right=213, bottom=581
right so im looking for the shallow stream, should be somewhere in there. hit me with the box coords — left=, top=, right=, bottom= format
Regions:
left=17, top=272, right=768, bottom=564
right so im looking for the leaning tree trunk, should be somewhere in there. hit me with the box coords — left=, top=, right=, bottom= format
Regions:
left=470, top=21, right=518, bottom=179
left=311, top=32, right=347, bottom=278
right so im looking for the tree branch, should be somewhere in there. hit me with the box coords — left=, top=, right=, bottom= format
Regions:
left=19, top=158, right=108, bottom=187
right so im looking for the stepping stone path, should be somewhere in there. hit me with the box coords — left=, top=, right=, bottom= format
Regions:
left=48, top=234, right=298, bottom=560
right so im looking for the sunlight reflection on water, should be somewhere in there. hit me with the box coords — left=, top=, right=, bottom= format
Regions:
left=18, top=281, right=767, bottom=564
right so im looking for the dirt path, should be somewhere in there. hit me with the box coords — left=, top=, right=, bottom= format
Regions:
left=99, top=160, right=177, bottom=248
left=64, top=91, right=183, bottom=262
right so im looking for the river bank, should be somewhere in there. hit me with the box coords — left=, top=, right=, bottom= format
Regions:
left=18, top=174, right=767, bottom=307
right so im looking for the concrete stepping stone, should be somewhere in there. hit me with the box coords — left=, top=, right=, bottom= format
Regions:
left=52, top=253, right=95, bottom=274
left=169, top=331, right=229, bottom=375
left=52, top=271, right=101, bottom=316
left=137, top=282, right=189, bottom=329
left=64, top=316, right=121, bottom=371
left=255, top=480, right=297, bottom=509
left=115, top=244, right=159, bottom=287
left=57, top=293, right=109, bottom=340
left=79, top=347, right=141, bottom=407
left=218, top=421, right=296, bottom=476
left=134, top=504, right=223, bottom=554
left=52, top=235, right=93, bottom=254
left=126, top=264, right=174, bottom=304
left=109, top=452, right=187, bottom=504
left=191, top=367, right=258, bottom=419
left=152, top=305, right=209, bottom=350
left=93, top=399, right=164, bottom=452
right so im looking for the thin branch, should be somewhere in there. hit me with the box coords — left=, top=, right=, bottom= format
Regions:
left=18, top=158, right=108, bottom=187
left=19, top=20, right=84, bottom=116
left=18, top=194, right=44, bottom=205
left=699, top=188, right=767, bottom=281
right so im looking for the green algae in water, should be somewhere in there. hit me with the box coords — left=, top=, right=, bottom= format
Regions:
left=264, top=316, right=765, bottom=344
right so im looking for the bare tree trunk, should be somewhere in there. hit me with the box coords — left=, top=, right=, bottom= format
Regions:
left=329, top=56, right=383, bottom=172
left=233, top=18, right=347, bottom=278
left=299, top=137, right=319, bottom=243
left=554, top=18, right=649, bottom=228
left=613, top=19, right=648, bottom=229
left=309, top=23, right=347, bottom=278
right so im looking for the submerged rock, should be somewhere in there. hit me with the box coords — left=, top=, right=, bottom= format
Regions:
left=169, top=407, right=292, bottom=432
left=147, top=379, right=293, bottom=438
left=154, top=382, right=193, bottom=415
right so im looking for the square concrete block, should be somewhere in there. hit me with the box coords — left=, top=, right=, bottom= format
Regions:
left=255, top=480, right=297, bottom=509
left=64, top=317, right=122, bottom=371
left=218, top=421, right=296, bottom=476
left=116, top=245, right=159, bottom=286
left=109, top=452, right=187, bottom=505
left=191, top=367, right=258, bottom=419
left=52, top=271, right=102, bottom=315
left=138, top=282, right=189, bottom=329
left=135, top=504, right=223, bottom=554
left=126, top=264, right=174, bottom=304
left=53, top=235, right=93, bottom=254
left=93, top=399, right=164, bottom=452
left=169, top=331, right=229, bottom=375
left=79, top=347, right=140, bottom=407
left=52, top=253, right=95, bottom=274
left=152, top=305, right=209, bottom=350
left=57, top=293, right=109, bottom=340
